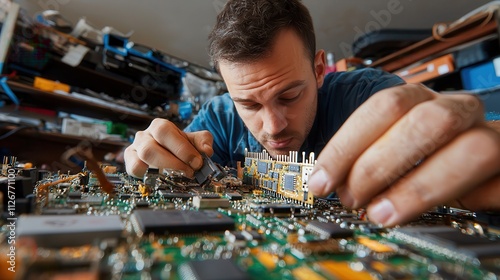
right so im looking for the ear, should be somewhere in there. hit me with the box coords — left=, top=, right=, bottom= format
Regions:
left=314, top=50, right=326, bottom=88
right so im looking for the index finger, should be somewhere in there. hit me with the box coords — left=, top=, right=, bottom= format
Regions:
left=308, top=84, right=436, bottom=197
left=147, top=119, right=204, bottom=170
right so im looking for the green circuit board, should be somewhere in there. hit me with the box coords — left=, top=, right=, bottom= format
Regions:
left=2, top=151, right=500, bottom=280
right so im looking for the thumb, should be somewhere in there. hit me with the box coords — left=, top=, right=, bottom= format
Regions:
left=187, top=130, right=214, bottom=157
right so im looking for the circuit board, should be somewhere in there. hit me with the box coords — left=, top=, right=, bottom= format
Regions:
left=1, top=150, right=500, bottom=280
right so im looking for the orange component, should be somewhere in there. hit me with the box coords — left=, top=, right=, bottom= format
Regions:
left=357, top=237, right=395, bottom=253
left=34, top=76, right=71, bottom=93
left=395, top=54, right=454, bottom=84
left=318, top=261, right=375, bottom=280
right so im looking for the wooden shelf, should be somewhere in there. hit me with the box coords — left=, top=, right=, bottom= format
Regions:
left=6, top=81, right=155, bottom=129
left=371, top=11, right=500, bottom=72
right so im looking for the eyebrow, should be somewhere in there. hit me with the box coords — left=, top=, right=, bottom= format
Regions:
left=232, top=80, right=306, bottom=103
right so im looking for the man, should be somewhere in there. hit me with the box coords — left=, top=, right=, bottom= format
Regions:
left=125, top=0, right=500, bottom=226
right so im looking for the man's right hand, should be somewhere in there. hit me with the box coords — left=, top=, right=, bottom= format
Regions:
left=124, top=118, right=214, bottom=178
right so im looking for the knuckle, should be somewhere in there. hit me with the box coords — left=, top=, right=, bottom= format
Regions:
left=150, top=118, right=174, bottom=132
left=200, top=130, right=214, bottom=143
left=460, top=94, right=484, bottom=114
left=371, top=87, right=412, bottom=118
left=136, top=144, right=156, bottom=162
left=408, top=102, right=459, bottom=138
left=463, top=129, right=500, bottom=168
left=172, top=141, right=194, bottom=158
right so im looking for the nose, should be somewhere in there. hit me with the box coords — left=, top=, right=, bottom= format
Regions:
left=262, top=106, right=288, bottom=135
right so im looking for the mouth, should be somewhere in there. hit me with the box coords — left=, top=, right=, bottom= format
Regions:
left=266, top=138, right=293, bottom=149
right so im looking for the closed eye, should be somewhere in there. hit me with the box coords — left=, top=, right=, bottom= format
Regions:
left=279, top=91, right=301, bottom=103
left=240, top=102, right=261, bottom=110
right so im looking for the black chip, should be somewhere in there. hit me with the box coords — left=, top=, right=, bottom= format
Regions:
left=250, top=203, right=303, bottom=214
left=393, top=226, right=500, bottom=258
left=158, top=190, right=193, bottom=199
left=178, top=259, right=250, bottom=280
left=226, top=192, right=242, bottom=201
left=200, top=193, right=220, bottom=199
left=131, top=209, right=235, bottom=235
left=68, top=191, right=82, bottom=199
left=306, top=220, right=354, bottom=239
left=135, top=201, right=150, bottom=208
left=119, top=194, right=131, bottom=200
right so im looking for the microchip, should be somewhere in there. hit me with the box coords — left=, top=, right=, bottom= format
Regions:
left=391, top=226, right=500, bottom=259
left=158, top=190, right=193, bottom=199
left=226, top=192, right=242, bottom=201
left=250, top=203, right=303, bottom=214
left=257, top=161, right=268, bottom=174
left=17, top=215, right=123, bottom=248
left=135, top=200, right=150, bottom=208
left=68, top=191, right=82, bottom=199
left=178, top=259, right=250, bottom=280
left=194, top=154, right=226, bottom=186
left=283, top=174, right=295, bottom=191
left=288, top=164, right=300, bottom=172
left=200, top=193, right=221, bottom=199
left=130, top=209, right=235, bottom=235
left=306, top=220, right=354, bottom=239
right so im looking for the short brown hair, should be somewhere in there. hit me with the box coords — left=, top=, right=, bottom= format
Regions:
left=208, top=0, right=316, bottom=71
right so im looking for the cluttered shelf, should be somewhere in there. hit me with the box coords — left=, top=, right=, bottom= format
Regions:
left=4, top=80, right=155, bottom=127
left=0, top=124, right=127, bottom=172
left=370, top=8, right=500, bottom=73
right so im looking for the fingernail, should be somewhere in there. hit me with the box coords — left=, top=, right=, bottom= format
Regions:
left=189, top=156, right=202, bottom=170
left=368, top=198, right=396, bottom=225
left=203, top=144, right=212, bottom=152
left=308, top=169, right=328, bottom=195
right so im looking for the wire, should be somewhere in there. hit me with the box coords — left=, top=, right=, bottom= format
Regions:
left=0, top=125, right=35, bottom=140
left=0, top=77, right=19, bottom=108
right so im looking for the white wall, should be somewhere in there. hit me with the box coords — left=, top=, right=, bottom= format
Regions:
left=15, top=0, right=493, bottom=68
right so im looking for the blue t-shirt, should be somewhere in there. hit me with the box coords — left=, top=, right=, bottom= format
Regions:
left=184, top=68, right=404, bottom=167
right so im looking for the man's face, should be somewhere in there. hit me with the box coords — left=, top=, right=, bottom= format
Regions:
left=219, top=29, right=326, bottom=158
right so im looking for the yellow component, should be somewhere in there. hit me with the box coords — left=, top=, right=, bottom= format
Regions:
left=292, top=266, right=326, bottom=280
left=138, top=184, right=150, bottom=197
left=287, top=233, right=299, bottom=244
left=283, top=254, right=297, bottom=266
left=357, top=237, right=394, bottom=253
left=371, top=261, right=390, bottom=274
left=34, top=76, right=71, bottom=93
left=252, top=190, right=263, bottom=196
left=23, top=162, right=33, bottom=169
left=318, top=261, right=374, bottom=280
left=255, top=250, right=278, bottom=271
left=102, top=165, right=117, bottom=174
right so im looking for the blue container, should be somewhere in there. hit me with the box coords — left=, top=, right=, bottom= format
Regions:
left=461, top=58, right=500, bottom=90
